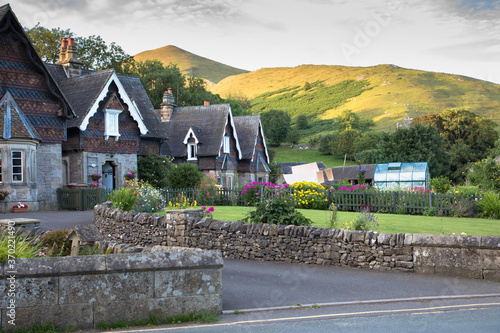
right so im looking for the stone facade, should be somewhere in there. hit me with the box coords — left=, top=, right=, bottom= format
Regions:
left=93, top=203, right=500, bottom=281
left=36, top=143, right=63, bottom=210
left=0, top=248, right=222, bottom=329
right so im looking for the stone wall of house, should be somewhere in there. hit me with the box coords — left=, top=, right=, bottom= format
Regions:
left=0, top=248, right=222, bottom=329
left=93, top=203, right=500, bottom=281
left=36, top=143, right=63, bottom=210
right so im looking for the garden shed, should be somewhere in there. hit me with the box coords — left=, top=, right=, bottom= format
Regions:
left=373, top=162, right=430, bottom=190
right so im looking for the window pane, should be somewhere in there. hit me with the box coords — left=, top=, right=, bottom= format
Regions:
left=13, top=175, right=22, bottom=181
left=12, top=152, right=21, bottom=158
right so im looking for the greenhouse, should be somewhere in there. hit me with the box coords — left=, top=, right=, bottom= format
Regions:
left=373, top=162, right=430, bottom=190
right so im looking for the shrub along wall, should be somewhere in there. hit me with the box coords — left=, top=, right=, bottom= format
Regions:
left=93, top=203, right=500, bottom=281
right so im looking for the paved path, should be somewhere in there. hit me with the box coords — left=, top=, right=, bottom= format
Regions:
left=0, top=210, right=94, bottom=231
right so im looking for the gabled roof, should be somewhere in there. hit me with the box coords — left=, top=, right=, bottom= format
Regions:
left=46, top=66, right=150, bottom=135
left=234, top=115, right=269, bottom=162
left=0, top=92, right=41, bottom=140
left=164, top=104, right=242, bottom=158
left=117, top=75, right=164, bottom=139
left=0, top=4, right=75, bottom=120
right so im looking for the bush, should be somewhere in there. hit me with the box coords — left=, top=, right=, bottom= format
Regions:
left=344, top=207, right=379, bottom=231
left=138, top=155, right=172, bottom=188
left=423, top=207, right=438, bottom=216
left=328, top=203, right=339, bottom=229
left=450, top=197, right=476, bottom=218
left=134, top=182, right=166, bottom=213
left=39, top=229, right=71, bottom=257
left=167, top=163, right=203, bottom=189
left=478, top=191, right=500, bottom=219
left=0, top=230, right=42, bottom=262
left=111, top=186, right=138, bottom=211
left=430, top=176, right=452, bottom=194
left=290, top=181, right=327, bottom=210
left=239, top=181, right=288, bottom=206
left=449, top=185, right=482, bottom=199
left=467, top=158, right=500, bottom=192
left=195, top=175, right=221, bottom=206
left=244, top=193, right=311, bottom=226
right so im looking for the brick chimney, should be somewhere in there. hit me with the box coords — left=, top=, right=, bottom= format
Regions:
left=204, top=101, right=210, bottom=106
left=158, top=88, right=176, bottom=122
left=57, top=37, right=83, bottom=78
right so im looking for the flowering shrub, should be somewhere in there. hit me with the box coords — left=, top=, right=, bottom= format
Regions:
left=111, top=186, right=138, bottom=211
left=290, top=181, right=327, bottom=210
left=92, top=172, right=101, bottom=180
left=125, top=171, right=135, bottom=179
left=166, top=194, right=197, bottom=210
left=343, top=206, right=379, bottom=231
left=202, top=206, right=214, bottom=218
left=121, top=179, right=166, bottom=213
left=239, top=181, right=289, bottom=206
left=88, top=182, right=101, bottom=188
left=195, top=175, right=222, bottom=206
left=338, top=184, right=367, bottom=191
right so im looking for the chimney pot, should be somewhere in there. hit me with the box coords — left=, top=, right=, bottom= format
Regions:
left=61, top=37, right=68, bottom=47
left=168, top=88, right=172, bottom=94
left=68, top=38, right=75, bottom=46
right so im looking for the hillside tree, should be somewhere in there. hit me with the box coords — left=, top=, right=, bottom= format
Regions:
left=260, top=109, right=292, bottom=146
left=375, top=124, right=449, bottom=178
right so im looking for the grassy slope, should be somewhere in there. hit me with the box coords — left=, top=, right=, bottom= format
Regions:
left=211, top=64, right=500, bottom=131
left=209, top=206, right=500, bottom=236
left=270, top=146, right=356, bottom=168
left=134, top=45, right=248, bottom=84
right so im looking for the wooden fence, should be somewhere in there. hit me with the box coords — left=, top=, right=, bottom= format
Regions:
left=57, top=186, right=477, bottom=215
left=57, top=187, right=113, bottom=210
left=328, top=190, right=477, bottom=215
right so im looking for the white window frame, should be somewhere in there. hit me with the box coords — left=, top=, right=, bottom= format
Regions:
left=223, top=135, right=230, bottom=154
left=12, top=151, right=23, bottom=182
left=104, top=109, right=122, bottom=140
left=187, top=142, right=197, bottom=160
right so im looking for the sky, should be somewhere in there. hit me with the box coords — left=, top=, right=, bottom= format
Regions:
left=8, top=0, right=500, bottom=84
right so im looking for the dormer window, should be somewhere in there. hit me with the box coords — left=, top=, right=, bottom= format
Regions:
left=187, top=142, right=197, bottom=160
left=104, top=109, right=121, bottom=140
left=183, top=127, right=200, bottom=161
left=223, top=135, right=230, bottom=154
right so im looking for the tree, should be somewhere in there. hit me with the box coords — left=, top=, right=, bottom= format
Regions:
left=375, top=124, right=449, bottom=178
left=332, top=129, right=359, bottom=158
left=413, top=109, right=498, bottom=182
left=25, top=24, right=131, bottom=70
left=287, top=130, right=300, bottom=145
left=295, top=114, right=309, bottom=130
left=167, top=163, right=202, bottom=189
left=260, top=109, right=292, bottom=145
left=137, top=155, right=172, bottom=189
left=336, top=110, right=374, bottom=132
left=354, top=131, right=383, bottom=164
left=467, top=158, right=500, bottom=192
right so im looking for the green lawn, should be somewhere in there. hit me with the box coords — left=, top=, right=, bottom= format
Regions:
left=207, top=206, right=500, bottom=236
left=270, top=146, right=356, bottom=168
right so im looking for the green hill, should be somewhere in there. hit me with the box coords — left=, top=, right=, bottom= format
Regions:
left=210, top=64, right=500, bottom=131
left=134, top=45, right=248, bottom=84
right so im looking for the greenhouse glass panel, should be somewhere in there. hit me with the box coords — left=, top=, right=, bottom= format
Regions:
left=373, top=162, right=430, bottom=190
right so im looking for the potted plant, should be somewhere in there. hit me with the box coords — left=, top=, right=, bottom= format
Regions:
left=124, top=171, right=135, bottom=180
left=0, top=190, right=10, bottom=201
left=12, top=202, right=28, bottom=213
left=91, top=172, right=102, bottom=181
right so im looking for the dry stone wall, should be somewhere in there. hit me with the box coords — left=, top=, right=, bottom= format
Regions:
left=0, top=247, right=222, bottom=330
left=93, top=203, right=500, bottom=281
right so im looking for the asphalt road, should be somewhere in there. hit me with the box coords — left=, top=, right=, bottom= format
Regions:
left=221, top=258, right=500, bottom=311
left=1, top=210, right=94, bottom=231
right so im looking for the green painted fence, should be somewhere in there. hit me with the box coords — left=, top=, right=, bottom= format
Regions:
left=57, top=187, right=113, bottom=210
left=328, top=190, right=478, bottom=215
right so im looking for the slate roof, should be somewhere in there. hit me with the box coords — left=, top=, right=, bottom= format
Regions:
left=326, top=164, right=376, bottom=182
left=234, top=115, right=260, bottom=159
left=0, top=92, right=41, bottom=140
left=0, top=4, right=9, bottom=20
left=118, top=75, right=164, bottom=139
left=46, top=65, right=114, bottom=128
left=163, top=104, right=232, bottom=157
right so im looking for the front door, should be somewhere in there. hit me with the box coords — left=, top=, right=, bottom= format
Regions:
left=102, top=162, right=115, bottom=190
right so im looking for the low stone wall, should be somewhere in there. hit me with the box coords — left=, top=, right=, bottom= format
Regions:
left=93, top=204, right=500, bottom=281
left=0, top=248, right=223, bottom=329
